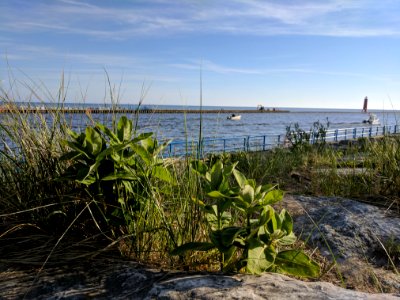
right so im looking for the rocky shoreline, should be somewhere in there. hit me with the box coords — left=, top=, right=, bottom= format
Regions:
left=1, top=195, right=399, bottom=299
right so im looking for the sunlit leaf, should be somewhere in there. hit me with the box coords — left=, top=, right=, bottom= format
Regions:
left=246, top=238, right=275, bottom=274
left=117, top=116, right=133, bottom=142
left=275, top=250, right=320, bottom=278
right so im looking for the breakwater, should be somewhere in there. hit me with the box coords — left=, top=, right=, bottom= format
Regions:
left=0, top=107, right=289, bottom=114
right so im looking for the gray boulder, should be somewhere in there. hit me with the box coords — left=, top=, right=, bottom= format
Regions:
left=290, top=195, right=400, bottom=264
left=1, top=261, right=398, bottom=299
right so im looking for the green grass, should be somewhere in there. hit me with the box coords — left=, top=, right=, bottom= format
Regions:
left=1, top=76, right=399, bottom=278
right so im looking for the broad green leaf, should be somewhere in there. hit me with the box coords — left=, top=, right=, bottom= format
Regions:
left=222, top=245, right=238, bottom=271
left=60, top=149, right=85, bottom=161
left=240, top=184, right=254, bottom=204
left=246, top=179, right=256, bottom=188
left=246, top=238, right=275, bottom=274
left=261, top=189, right=283, bottom=206
left=84, top=127, right=103, bottom=155
left=220, top=199, right=233, bottom=212
left=131, top=143, right=152, bottom=165
left=210, top=230, right=227, bottom=252
left=220, top=226, right=246, bottom=247
left=232, top=196, right=249, bottom=210
left=275, top=250, right=320, bottom=278
left=117, top=116, right=133, bottom=142
left=280, top=209, right=293, bottom=234
left=95, top=123, right=119, bottom=143
left=140, top=136, right=156, bottom=153
left=233, top=169, right=246, bottom=188
left=266, top=207, right=280, bottom=233
left=170, top=242, right=215, bottom=255
left=258, top=226, right=271, bottom=245
left=101, top=172, right=137, bottom=181
left=255, top=185, right=261, bottom=196
left=131, top=132, right=153, bottom=144
left=207, top=190, right=227, bottom=198
left=277, top=232, right=297, bottom=246
left=222, top=162, right=237, bottom=177
left=63, top=141, right=91, bottom=159
left=152, top=165, right=176, bottom=184
left=210, top=160, right=223, bottom=190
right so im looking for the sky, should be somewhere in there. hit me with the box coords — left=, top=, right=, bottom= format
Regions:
left=1, top=0, right=400, bottom=109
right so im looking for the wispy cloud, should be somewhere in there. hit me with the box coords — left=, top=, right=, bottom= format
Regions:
left=1, top=0, right=400, bottom=38
left=171, top=60, right=263, bottom=75
left=170, top=59, right=399, bottom=84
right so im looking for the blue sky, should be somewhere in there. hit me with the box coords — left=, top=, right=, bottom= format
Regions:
left=1, top=0, right=400, bottom=109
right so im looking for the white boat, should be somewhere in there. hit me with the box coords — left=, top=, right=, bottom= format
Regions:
left=227, top=114, right=241, bottom=120
left=363, top=113, right=379, bottom=125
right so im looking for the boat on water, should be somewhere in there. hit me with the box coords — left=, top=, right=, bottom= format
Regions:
left=227, top=114, right=241, bottom=120
left=363, top=113, right=380, bottom=125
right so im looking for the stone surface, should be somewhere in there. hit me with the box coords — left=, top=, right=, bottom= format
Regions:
left=290, top=195, right=400, bottom=264
left=1, top=260, right=398, bottom=299
left=286, top=195, right=400, bottom=293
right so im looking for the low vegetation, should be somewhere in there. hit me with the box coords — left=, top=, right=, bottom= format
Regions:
left=1, top=93, right=399, bottom=281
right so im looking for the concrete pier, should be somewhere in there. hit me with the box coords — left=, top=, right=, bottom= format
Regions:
left=0, top=108, right=290, bottom=114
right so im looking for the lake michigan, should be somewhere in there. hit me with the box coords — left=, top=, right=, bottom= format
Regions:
left=69, top=104, right=400, bottom=143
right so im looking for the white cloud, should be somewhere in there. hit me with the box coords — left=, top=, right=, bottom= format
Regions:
left=1, top=0, right=400, bottom=38
left=171, top=60, right=262, bottom=75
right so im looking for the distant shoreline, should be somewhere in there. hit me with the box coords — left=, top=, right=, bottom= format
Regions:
left=0, top=107, right=290, bottom=114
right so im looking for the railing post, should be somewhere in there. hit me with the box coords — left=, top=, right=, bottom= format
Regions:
left=243, top=137, right=246, bottom=151
left=263, top=135, right=266, bottom=151
left=247, top=136, right=250, bottom=152
left=353, top=128, right=357, bottom=139
left=344, top=129, right=347, bottom=140
left=223, top=139, right=226, bottom=153
left=277, top=135, right=281, bottom=147
left=334, top=129, right=338, bottom=142
left=361, top=128, right=364, bottom=137
left=369, top=127, right=372, bottom=138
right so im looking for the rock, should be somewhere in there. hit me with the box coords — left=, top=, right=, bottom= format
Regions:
left=146, top=272, right=398, bottom=300
left=286, top=195, right=400, bottom=293
left=1, top=260, right=398, bottom=299
left=290, top=195, right=400, bottom=264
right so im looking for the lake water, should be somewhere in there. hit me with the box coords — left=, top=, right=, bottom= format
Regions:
left=71, top=106, right=400, bottom=144
left=2, top=104, right=399, bottom=156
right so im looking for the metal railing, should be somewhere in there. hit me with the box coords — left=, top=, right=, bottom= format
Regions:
left=164, top=124, right=400, bottom=158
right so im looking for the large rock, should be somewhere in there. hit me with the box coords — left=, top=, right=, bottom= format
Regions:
left=286, top=195, right=400, bottom=293
left=1, top=260, right=398, bottom=299
left=289, top=195, right=400, bottom=264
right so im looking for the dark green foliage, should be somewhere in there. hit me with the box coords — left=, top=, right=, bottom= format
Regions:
left=61, top=116, right=176, bottom=241
left=172, top=160, right=320, bottom=277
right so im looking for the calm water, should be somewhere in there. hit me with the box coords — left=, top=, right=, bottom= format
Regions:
left=64, top=106, right=400, bottom=143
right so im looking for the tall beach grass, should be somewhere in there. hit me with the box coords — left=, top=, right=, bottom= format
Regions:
left=0, top=74, right=398, bottom=279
